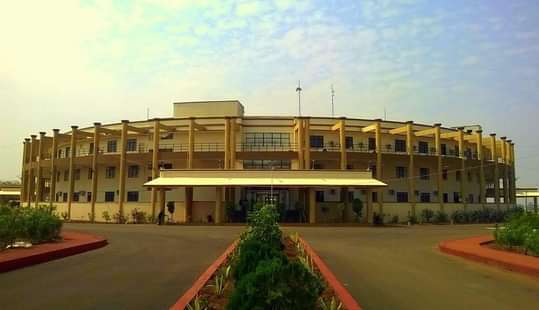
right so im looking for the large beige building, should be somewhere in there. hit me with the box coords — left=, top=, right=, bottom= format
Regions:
left=20, top=100, right=516, bottom=223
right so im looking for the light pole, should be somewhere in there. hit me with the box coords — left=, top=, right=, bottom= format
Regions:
left=296, top=80, right=302, bottom=116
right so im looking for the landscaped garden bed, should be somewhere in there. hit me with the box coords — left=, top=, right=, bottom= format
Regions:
left=494, top=212, right=539, bottom=256
left=173, top=204, right=361, bottom=310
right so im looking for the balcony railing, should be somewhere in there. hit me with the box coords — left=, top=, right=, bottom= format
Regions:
left=158, top=143, right=225, bottom=152
left=237, top=143, right=297, bottom=152
left=310, top=143, right=341, bottom=152
left=347, top=143, right=374, bottom=153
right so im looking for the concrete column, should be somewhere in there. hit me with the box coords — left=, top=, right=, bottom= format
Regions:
left=49, top=129, right=59, bottom=206
left=406, top=121, right=415, bottom=218
left=185, top=187, right=193, bottom=223
left=510, top=143, right=516, bottom=204
left=230, top=117, right=237, bottom=169
left=215, top=186, right=223, bottom=224
left=500, top=137, right=508, bottom=205
left=296, top=118, right=304, bottom=169
left=339, top=118, right=347, bottom=170
left=304, top=118, right=311, bottom=169
left=366, top=189, right=373, bottom=224
left=67, top=126, right=78, bottom=219
left=458, top=129, right=466, bottom=209
left=340, top=187, right=349, bottom=222
left=35, top=132, right=46, bottom=206
left=20, top=139, right=28, bottom=203
left=434, top=124, right=443, bottom=212
left=476, top=130, right=485, bottom=206
left=118, top=120, right=128, bottom=219
left=490, top=134, right=500, bottom=210
left=188, top=118, right=195, bottom=169
left=151, top=119, right=160, bottom=219
left=90, top=123, right=101, bottom=222
left=308, top=187, right=316, bottom=224
left=374, top=119, right=383, bottom=217
left=26, top=135, right=36, bottom=206
left=224, top=117, right=230, bottom=169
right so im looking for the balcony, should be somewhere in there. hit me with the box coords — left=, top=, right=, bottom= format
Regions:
left=347, top=143, right=374, bottom=153
left=310, top=143, right=341, bottom=152
left=158, top=143, right=225, bottom=152
left=381, top=144, right=407, bottom=154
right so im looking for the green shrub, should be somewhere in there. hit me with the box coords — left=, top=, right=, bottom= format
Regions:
left=433, top=211, right=449, bottom=224
left=131, top=209, right=148, bottom=224
left=495, top=213, right=539, bottom=255
left=421, top=209, right=434, bottom=223
left=0, top=205, right=62, bottom=248
left=245, top=204, right=282, bottom=249
left=227, top=257, right=324, bottom=310
left=233, top=238, right=283, bottom=281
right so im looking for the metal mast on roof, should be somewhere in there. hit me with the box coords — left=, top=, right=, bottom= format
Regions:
left=331, top=84, right=335, bottom=117
left=296, top=80, right=302, bottom=116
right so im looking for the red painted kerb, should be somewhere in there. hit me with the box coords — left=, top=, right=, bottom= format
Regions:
left=171, top=237, right=362, bottom=310
left=439, top=235, right=539, bottom=278
left=0, top=231, right=107, bottom=273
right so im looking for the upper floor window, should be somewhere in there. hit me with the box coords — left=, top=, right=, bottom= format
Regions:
left=57, top=149, right=63, bottom=158
left=441, top=144, right=447, bottom=155
left=88, top=168, right=93, bottom=180
left=89, top=143, right=94, bottom=155
left=418, top=141, right=429, bottom=154
left=107, top=140, right=117, bottom=153
left=345, top=136, right=353, bottom=149
left=128, top=165, right=139, bottom=178
left=420, top=167, right=430, bottom=180
left=126, top=139, right=137, bottom=152
left=244, top=132, right=290, bottom=146
left=65, top=147, right=71, bottom=158
left=106, top=166, right=116, bottom=179
left=368, top=137, right=376, bottom=151
left=395, top=139, right=406, bottom=152
left=396, top=166, right=406, bottom=178
left=310, top=135, right=324, bottom=148
left=442, top=169, right=448, bottom=180
left=243, top=160, right=291, bottom=170
left=396, top=192, right=408, bottom=202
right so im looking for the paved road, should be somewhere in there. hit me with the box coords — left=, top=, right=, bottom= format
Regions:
left=285, top=225, right=539, bottom=310
left=0, top=223, right=243, bottom=310
left=1, top=224, right=538, bottom=309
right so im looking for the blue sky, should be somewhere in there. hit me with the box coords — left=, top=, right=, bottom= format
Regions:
left=0, top=0, right=538, bottom=186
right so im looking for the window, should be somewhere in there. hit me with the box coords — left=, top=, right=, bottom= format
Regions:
left=372, top=191, right=378, bottom=202
left=62, top=192, right=68, bottom=202
left=107, top=140, right=117, bottom=153
left=58, top=149, right=63, bottom=158
left=244, top=132, right=290, bottom=146
left=456, top=171, right=461, bottom=181
left=465, top=147, right=472, bottom=159
left=243, top=160, right=291, bottom=170
left=87, top=192, right=92, bottom=202
left=453, top=192, right=460, bottom=203
left=128, top=165, right=139, bottom=178
left=74, top=169, right=80, bottom=180
left=443, top=193, right=449, bottom=203
left=315, top=191, right=325, bottom=202
left=467, top=171, right=472, bottom=182
left=418, top=141, right=429, bottom=154
left=396, top=192, right=408, bottom=202
left=396, top=166, right=406, bottom=178
left=441, top=144, right=447, bottom=155
left=127, top=139, right=137, bottom=152
left=73, top=192, right=80, bottom=202
left=89, top=143, right=94, bottom=155
left=368, top=138, right=376, bottom=151
left=420, top=168, right=430, bottom=180
left=468, top=194, right=474, bottom=203
left=345, top=136, right=353, bottom=149
left=105, top=192, right=115, bottom=202
left=313, top=162, right=323, bottom=169
left=56, top=171, right=61, bottom=182
left=64, top=170, right=69, bottom=181
left=420, top=192, right=431, bottom=203
left=127, top=191, right=139, bottom=202
left=310, top=135, right=324, bottom=148
left=395, top=139, right=406, bottom=152
left=163, top=163, right=173, bottom=169
left=65, top=147, right=71, bottom=158
left=442, top=169, right=448, bottom=180
left=106, top=166, right=116, bottom=179
left=88, top=168, right=93, bottom=180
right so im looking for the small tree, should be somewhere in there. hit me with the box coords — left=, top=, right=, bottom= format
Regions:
left=352, top=198, right=363, bottom=222
left=102, top=211, right=111, bottom=223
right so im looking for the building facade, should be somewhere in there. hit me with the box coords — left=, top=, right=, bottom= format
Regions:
left=20, top=100, right=517, bottom=223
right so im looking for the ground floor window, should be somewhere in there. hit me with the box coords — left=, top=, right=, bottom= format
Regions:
left=105, top=191, right=115, bottom=202
left=62, top=192, right=68, bottom=202
left=396, top=192, right=408, bottom=202
left=127, top=191, right=139, bottom=202
left=420, top=192, right=431, bottom=203
left=315, top=191, right=325, bottom=202
left=243, top=159, right=291, bottom=169
left=372, top=191, right=378, bottom=202
left=73, top=192, right=80, bottom=202
left=87, top=192, right=92, bottom=202
left=443, top=193, right=449, bottom=203
left=453, top=192, right=460, bottom=203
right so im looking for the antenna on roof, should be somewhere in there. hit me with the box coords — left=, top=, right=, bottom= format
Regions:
left=384, top=107, right=387, bottom=120
left=331, top=84, right=335, bottom=117
left=296, top=80, right=302, bottom=116
left=146, top=108, right=150, bottom=120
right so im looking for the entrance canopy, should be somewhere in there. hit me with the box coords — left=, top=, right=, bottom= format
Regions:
left=144, top=169, right=387, bottom=188
left=516, top=187, right=539, bottom=198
